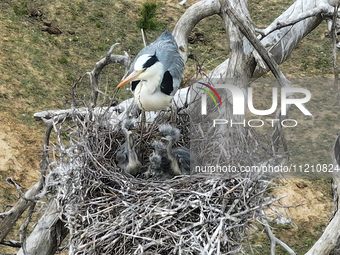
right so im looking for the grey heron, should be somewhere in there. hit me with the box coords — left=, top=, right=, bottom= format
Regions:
left=116, top=119, right=142, bottom=176
left=154, top=124, right=191, bottom=177
left=117, top=30, right=184, bottom=112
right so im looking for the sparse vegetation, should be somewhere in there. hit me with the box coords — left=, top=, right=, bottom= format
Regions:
left=58, top=56, right=69, bottom=64
left=13, top=2, right=27, bottom=16
left=137, top=2, right=162, bottom=31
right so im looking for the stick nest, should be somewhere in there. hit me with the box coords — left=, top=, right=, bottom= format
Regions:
left=50, top=103, right=279, bottom=254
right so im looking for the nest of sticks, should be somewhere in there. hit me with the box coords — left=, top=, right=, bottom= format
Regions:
left=49, top=97, right=282, bottom=254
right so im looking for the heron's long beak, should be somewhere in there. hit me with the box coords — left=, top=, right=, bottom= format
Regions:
left=117, top=70, right=141, bottom=88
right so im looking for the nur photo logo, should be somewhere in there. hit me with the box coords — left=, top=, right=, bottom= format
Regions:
left=193, top=80, right=313, bottom=128
left=197, top=82, right=222, bottom=107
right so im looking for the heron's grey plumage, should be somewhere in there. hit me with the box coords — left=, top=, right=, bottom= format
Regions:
left=157, top=124, right=180, bottom=141
left=172, top=147, right=190, bottom=175
left=143, top=140, right=174, bottom=179
left=117, top=30, right=184, bottom=112
left=130, top=30, right=184, bottom=96
left=154, top=124, right=190, bottom=176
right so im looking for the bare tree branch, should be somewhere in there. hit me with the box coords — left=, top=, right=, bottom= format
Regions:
left=257, top=3, right=335, bottom=39
left=173, top=0, right=221, bottom=62
left=87, top=43, right=131, bottom=107
left=304, top=135, right=340, bottom=254
left=0, top=240, right=21, bottom=248
left=332, top=3, right=340, bottom=107
left=0, top=123, right=52, bottom=243
left=19, top=203, right=35, bottom=255
left=16, top=199, right=68, bottom=255
left=261, top=212, right=296, bottom=255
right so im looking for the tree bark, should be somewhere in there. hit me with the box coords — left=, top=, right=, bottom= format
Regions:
left=16, top=199, right=68, bottom=255
left=304, top=135, right=340, bottom=255
left=0, top=124, right=52, bottom=243
left=210, top=0, right=336, bottom=79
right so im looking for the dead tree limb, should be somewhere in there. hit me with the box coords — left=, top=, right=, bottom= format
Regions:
left=210, top=0, right=337, bottom=79
left=261, top=212, right=296, bottom=255
left=0, top=123, right=52, bottom=243
left=19, top=203, right=35, bottom=255
left=87, top=44, right=131, bottom=107
left=173, top=0, right=221, bottom=62
left=332, top=3, right=340, bottom=107
left=0, top=240, right=21, bottom=248
left=304, top=134, right=340, bottom=254
left=256, top=2, right=336, bottom=38
left=16, top=199, right=68, bottom=255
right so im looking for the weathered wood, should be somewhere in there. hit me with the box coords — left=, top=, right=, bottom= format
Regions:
left=173, top=0, right=221, bottom=62
left=210, top=0, right=336, bottom=79
left=304, top=135, right=340, bottom=255
left=16, top=199, right=68, bottom=255
left=88, top=44, right=131, bottom=107
left=0, top=124, right=52, bottom=243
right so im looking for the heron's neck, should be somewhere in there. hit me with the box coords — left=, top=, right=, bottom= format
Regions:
left=126, top=132, right=139, bottom=161
left=144, top=62, right=164, bottom=93
left=166, top=139, right=174, bottom=159
left=166, top=139, right=181, bottom=175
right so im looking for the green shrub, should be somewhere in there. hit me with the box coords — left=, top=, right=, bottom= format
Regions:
left=58, top=56, right=69, bottom=64
left=13, top=5, right=27, bottom=16
left=66, top=73, right=74, bottom=81
left=137, top=2, right=161, bottom=31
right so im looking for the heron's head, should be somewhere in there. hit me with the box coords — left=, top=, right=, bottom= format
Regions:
left=155, top=124, right=180, bottom=142
left=117, top=54, right=163, bottom=88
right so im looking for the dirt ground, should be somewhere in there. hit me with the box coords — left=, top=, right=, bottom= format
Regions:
left=272, top=179, right=332, bottom=225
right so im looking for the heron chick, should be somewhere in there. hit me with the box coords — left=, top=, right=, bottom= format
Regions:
left=156, top=124, right=190, bottom=176
left=143, top=140, right=172, bottom=179
left=116, top=119, right=142, bottom=176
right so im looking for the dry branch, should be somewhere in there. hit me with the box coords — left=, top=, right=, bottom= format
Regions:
left=261, top=212, right=296, bottom=255
left=0, top=240, right=21, bottom=248
left=304, top=134, right=340, bottom=254
left=220, top=0, right=313, bottom=152
left=256, top=2, right=335, bottom=38
left=87, top=43, right=131, bottom=107
left=173, top=0, right=221, bottom=62
left=16, top=199, right=68, bottom=255
left=0, top=123, right=52, bottom=243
